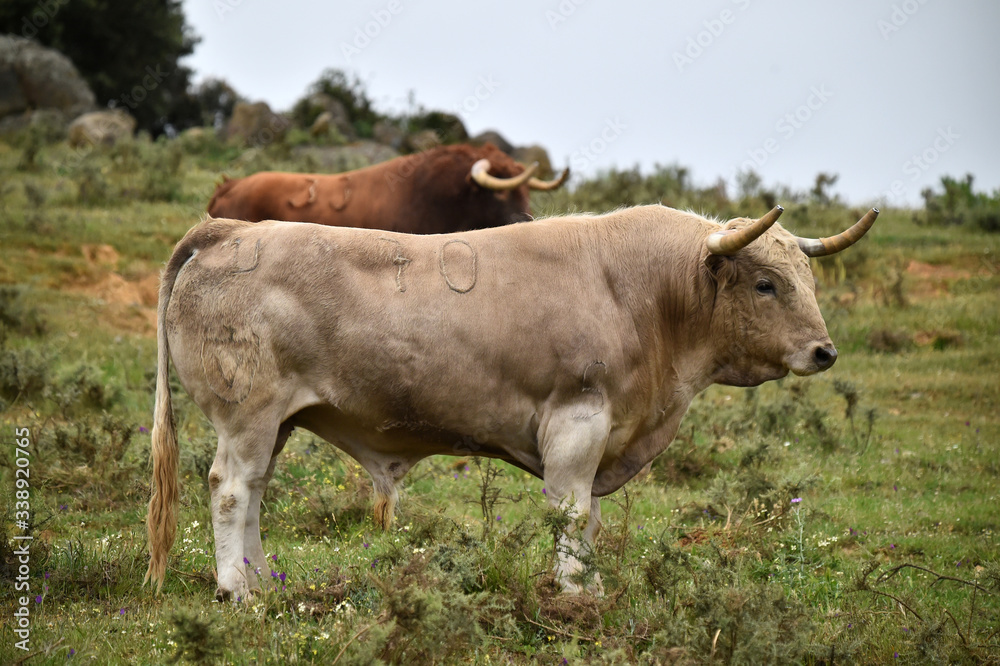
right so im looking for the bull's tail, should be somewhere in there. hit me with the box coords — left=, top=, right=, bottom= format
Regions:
left=145, top=222, right=223, bottom=593
left=205, top=175, right=236, bottom=216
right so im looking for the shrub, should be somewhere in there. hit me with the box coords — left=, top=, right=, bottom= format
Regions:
left=918, top=174, right=1000, bottom=232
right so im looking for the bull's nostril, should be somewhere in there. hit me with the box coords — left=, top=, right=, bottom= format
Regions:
left=814, top=346, right=838, bottom=369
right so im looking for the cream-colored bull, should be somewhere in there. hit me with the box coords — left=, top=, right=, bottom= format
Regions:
left=145, top=204, right=877, bottom=599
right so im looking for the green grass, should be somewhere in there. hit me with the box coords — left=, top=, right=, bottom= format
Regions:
left=1, top=134, right=998, bottom=664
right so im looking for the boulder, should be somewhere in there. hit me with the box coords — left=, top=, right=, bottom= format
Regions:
left=471, top=129, right=514, bottom=155
left=225, top=101, right=289, bottom=146
left=412, top=111, right=467, bottom=144
left=302, top=93, right=353, bottom=138
left=373, top=120, right=405, bottom=150
left=0, top=107, right=66, bottom=140
left=512, top=144, right=555, bottom=179
left=406, top=129, right=441, bottom=153
left=67, top=109, right=136, bottom=147
left=0, top=35, right=95, bottom=119
left=292, top=141, right=399, bottom=172
left=309, top=111, right=333, bottom=136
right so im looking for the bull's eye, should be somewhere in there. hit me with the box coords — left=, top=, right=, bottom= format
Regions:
left=756, top=279, right=776, bottom=296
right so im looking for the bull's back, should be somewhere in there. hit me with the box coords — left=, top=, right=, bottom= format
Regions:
left=165, top=217, right=621, bottom=435
left=206, top=173, right=306, bottom=222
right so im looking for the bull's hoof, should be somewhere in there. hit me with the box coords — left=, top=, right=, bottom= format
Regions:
left=215, top=587, right=231, bottom=602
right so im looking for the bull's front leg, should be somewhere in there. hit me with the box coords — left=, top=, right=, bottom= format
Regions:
left=539, top=407, right=610, bottom=595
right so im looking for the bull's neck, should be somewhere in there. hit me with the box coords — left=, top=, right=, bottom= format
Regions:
left=586, top=207, right=720, bottom=400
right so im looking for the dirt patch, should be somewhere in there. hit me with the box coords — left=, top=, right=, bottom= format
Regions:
left=904, top=260, right=974, bottom=300
left=80, top=243, right=121, bottom=266
left=65, top=271, right=159, bottom=336
left=905, top=260, right=971, bottom=281
left=77, top=272, right=159, bottom=308
left=913, top=329, right=963, bottom=349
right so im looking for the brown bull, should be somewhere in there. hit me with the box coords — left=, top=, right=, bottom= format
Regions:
left=206, top=143, right=568, bottom=233
left=146, top=203, right=878, bottom=599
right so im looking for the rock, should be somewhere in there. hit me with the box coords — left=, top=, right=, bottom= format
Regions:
left=291, top=141, right=399, bottom=172
left=0, top=107, right=66, bottom=140
left=302, top=93, right=353, bottom=138
left=180, top=126, right=207, bottom=141
left=225, top=101, right=290, bottom=146
left=406, top=129, right=441, bottom=153
left=0, top=67, right=27, bottom=117
left=310, top=111, right=333, bottom=136
left=471, top=130, right=514, bottom=155
left=373, top=120, right=405, bottom=150
left=412, top=111, right=467, bottom=144
left=0, top=35, right=95, bottom=119
left=512, top=144, right=555, bottom=179
left=67, top=110, right=136, bottom=147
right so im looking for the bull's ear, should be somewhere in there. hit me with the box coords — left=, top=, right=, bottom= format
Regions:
left=704, top=253, right=737, bottom=289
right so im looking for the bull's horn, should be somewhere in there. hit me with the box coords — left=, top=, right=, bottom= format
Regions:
left=706, top=205, right=784, bottom=256
left=528, top=167, right=570, bottom=191
left=470, top=159, right=539, bottom=190
left=796, top=208, right=879, bottom=257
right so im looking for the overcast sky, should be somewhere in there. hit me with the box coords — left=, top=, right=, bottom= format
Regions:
left=181, top=0, right=999, bottom=208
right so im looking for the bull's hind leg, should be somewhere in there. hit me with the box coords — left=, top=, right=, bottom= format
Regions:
left=241, top=422, right=293, bottom=591
left=539, top=407, right=611, bottom=595
left=209, top=422, right=280, bottom=601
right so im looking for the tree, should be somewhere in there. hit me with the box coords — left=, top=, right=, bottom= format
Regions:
left=1, top=0, right=199, bottom=134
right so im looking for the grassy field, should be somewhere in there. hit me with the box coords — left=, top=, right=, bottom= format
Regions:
left=0, top=134, right=998, bottom=665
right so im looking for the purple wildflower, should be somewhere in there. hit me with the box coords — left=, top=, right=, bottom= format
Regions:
left=35, top=595, right=42, bottom=603
left=139, top=426, right=149, bottom=433
left=243, top=557, right=250, bottom=565
left=119, top=608, right=125, bottom=615
left=271, top=554, right=277, bottom=562
left=791, top=497, right=802, bottom=504
left=279, top=572, right=286, bottom=583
